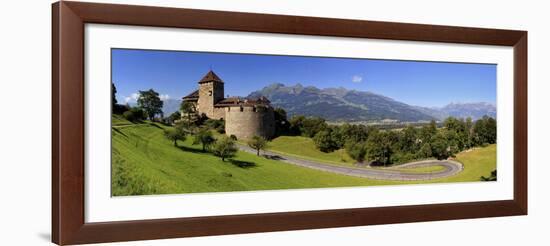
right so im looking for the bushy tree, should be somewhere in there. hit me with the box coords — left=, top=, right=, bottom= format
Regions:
left=122, top=107, right=146, bottom=122
left=419, top=120, right=438, bottom=144
left=289, top=116, right=327, bottom=137
left=212, top=136, right=238, bottom=161
left=431, top=131, right=451, bottom=160
left=345, top=140, right=367, bottom=164
left=247, top=135, right=268, bottom=156
left=338, top=123, right=370, bottom=145
left=481, top=170, right=497, bottom=181
left=193, top=128, right=216, bottom=151
left=472, top=116, right=497, bottom=146
left=204, top=119, right=225, bottom=133
left=418, top=142, right=432, bottom=159
left=122, top=110, right=134, bottom=122
left=164, top=128, right=185, bottom=147
left=167, top=111, right=181, bottom=124
left=398, top=125, right=419, bottom=154
left=313, top=129, right=338, bottom=152
left=180, top=101, right=197, bottom=125
left=137, top=89, right=163, bottom=120
left=367, top=131, right=393, bottom=166
left=112, top=82, right=118, bottom=107
left=273, top=107, right=290, bottom=136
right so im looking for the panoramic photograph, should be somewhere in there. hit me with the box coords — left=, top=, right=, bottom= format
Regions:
left=111, top=48, right=497, bottom=196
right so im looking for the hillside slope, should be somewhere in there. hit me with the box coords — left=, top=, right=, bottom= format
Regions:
left=111, top=118, right=397, bottom=196
left=111, top=116, right=496, bottom=196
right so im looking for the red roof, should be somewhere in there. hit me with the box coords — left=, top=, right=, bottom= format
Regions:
left=199, top=70, right=223, bottom=83
left=182, top=90, right=199, bottom=101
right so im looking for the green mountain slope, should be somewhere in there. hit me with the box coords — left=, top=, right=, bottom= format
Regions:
left=111, top=118, right=394, bottom=196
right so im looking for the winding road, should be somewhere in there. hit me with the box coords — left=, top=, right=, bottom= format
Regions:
left=237, top=145, right=463, bottom=181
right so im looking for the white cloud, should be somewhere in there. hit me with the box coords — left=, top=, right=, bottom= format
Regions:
left=159, top=94, right=171, bottom=101
left=352, top=75, right=363, bottom=83
left=123, top=92, right=170, bottom=103
left=124, top=92, right=140, bottom=103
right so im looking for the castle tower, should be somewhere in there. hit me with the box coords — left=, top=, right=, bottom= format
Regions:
left=197, top=70, right=225, bottom=119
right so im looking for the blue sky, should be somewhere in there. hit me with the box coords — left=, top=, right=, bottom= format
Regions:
left=112, top=48, right=496, bottom=107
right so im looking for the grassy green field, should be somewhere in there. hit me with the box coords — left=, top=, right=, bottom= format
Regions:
left=444, top=144, right=497, bottom=182
left=111, top=116, right=497, bottom=196
left=267, top=136, right=356, bottom=166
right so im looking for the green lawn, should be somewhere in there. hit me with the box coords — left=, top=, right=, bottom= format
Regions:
left=391, top=165, right=447, bottom=174
left=111, top=116, right=497, bottom=196
left=112, top=120, right=394, bottom=196
left=444, top=144, right=497, bottom=182
left=267, top=136, right=356, bottom=166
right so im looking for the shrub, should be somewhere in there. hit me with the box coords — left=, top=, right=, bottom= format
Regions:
left=313, top=130, right=338, bottom=152
left=212, top=136, right=238, bottom=161
left=193, top=128, right=216, bottom=151
left=122, top=110, right=134, bottom=122
left=164, top=128, right=186, bottom=147
left=204, top=119, right=225, bottom=133
left=247, top=135, right=268, bottom=156
left=130, top=107, right=146, bottom=121
left=345, top=140, right=367, bottom=164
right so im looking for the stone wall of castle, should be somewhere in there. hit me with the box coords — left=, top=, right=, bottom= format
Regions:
left=224, top=105, right=275, bottom=140
left=197, top=81, right=224, bottom=119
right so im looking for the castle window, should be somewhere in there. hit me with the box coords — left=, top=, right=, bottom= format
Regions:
left=240, top=106, right=243, bottom=112
left=252, top=107, right=257, bottom=112
left=208, top=90, right=212, bottom=96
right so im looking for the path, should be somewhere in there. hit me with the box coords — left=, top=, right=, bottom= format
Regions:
left=237, top=145, right=463, bottom=181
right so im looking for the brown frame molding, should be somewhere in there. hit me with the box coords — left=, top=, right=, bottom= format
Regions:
left=52, top=1, right=527, bottom=245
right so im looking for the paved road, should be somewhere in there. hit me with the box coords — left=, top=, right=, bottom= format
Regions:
left=237, top=145, right=463, bottom=181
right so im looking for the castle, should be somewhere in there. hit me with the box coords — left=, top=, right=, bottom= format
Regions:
left=182, top=70, right=275, bottom=140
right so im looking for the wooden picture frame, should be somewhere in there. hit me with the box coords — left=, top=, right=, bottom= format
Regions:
left=52, top=1, right=527, bottom=245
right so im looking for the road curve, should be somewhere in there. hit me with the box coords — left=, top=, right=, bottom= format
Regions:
left=237, top=145, right=463, bottom=181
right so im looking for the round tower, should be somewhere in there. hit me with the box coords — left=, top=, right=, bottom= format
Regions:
left=224, top=100, right=275, bottom=140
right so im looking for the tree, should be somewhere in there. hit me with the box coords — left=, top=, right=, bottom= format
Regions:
left=481, top=170, right=497, bottom=181
left=338, top=123, right=370, bottom=145
left=164, top=128, right=185, bottom=147
left=464, top=117, right=474, bottom=149
left=167, top=111, right=181, bottom=124
left=418, top=142, right=432, bottom=158
left=193, top=128, right=216, bottom=151
left=273, top=107, right=290, bottom=136
left=419, top=120, right=437, bottom=144
left=485, top=117, right=497, bottom=144
left=204, top=118, right=225, bottom=133
left=366, top=131, right=393, bottom=166
left=345, top=140, right=367, bottom=164
left=247, top=135, right=268, bottom=156
left=471, top=116, right=497, bottom=146
left=398, top=125, right=418, bottom=154
left=313, top=130, right=337, bottom=152
left=137, top=89, right=164, bottom=120
left=122, top=107, right=146, bottom=122
left=444, top=117, right=468, bottom=151
left=122, top=110, right=134, bottom=122
left=212, top=136, right=238, bottom=161
left=180, top=101, right=197, bottom=125
left=431, top=131, right=452, bottom=160
left=289, top=116, right=327, bottom=137
left=111, top=82, right=118, bottom=107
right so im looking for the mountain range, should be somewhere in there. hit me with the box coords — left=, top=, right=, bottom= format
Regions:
left=247, top=83, right=496, bottom=123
